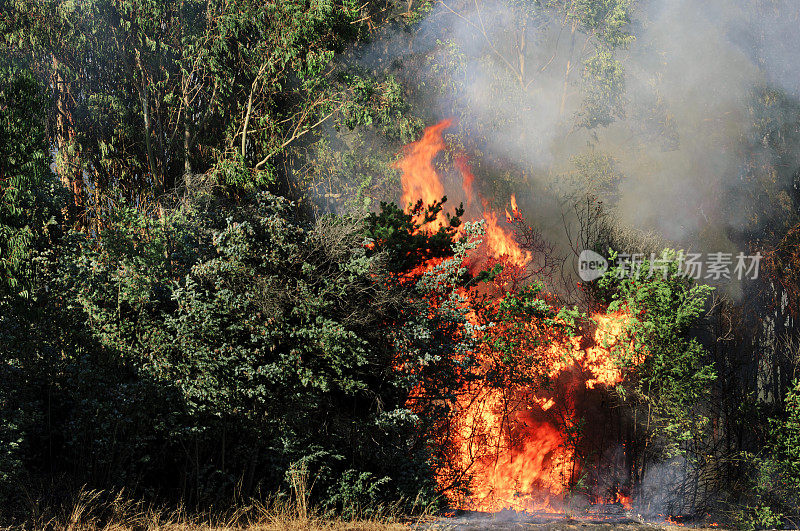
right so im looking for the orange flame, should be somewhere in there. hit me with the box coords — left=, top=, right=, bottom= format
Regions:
left=395, top=121, right=640, bottom=513
left=394, top=119, right=452, bottom=229
left=505, top=195, right=521, bottom=223
left=441, top=310, right=635, bottom=512
left=395, top=120, right=530, bottom=269
left=482, top=209, right=531, bottom=269
left=511, top=195, right=520, bottom=218
left=616, top=493, right=633, bottom=509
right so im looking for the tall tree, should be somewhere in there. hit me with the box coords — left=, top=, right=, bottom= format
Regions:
left=1, top=0, right=423, bottom=227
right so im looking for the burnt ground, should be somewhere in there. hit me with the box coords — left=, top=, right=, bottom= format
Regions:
left=425, top=508, right=726, bottom=530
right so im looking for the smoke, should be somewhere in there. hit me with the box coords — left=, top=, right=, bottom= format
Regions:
left=356, top=0, right=800, bottom=267
left=633, top=456, right=697, bottom=518
left=342, top=1, right=800, bottom=514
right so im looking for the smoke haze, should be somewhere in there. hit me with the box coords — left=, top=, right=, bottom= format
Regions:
left=357, top=0, right=800, bottom=271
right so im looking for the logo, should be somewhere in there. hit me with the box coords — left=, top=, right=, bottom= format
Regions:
left=578, top=250, right=608, bottom=282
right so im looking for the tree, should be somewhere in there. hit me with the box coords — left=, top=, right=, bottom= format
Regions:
left=0, top=56, right=65, bottom=511
left=747, top=380, right=800, bottom=528
left=1, top=0, right=425, bottom=227
left=596, top=250, right=716, bottom=489
left=0, top=193, right=476, bottom=512
left=0, top=57, right=60, bottom=298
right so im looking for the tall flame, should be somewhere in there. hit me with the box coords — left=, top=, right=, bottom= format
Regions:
left=394, top=120, right=530, bottom=268
left=482, top=209, right=531, bottom=269
left=443, top=310, right=635, bottom=512
left=394, top=119, right=452, bottom=229
left=395, top=120, right=639, bottom=513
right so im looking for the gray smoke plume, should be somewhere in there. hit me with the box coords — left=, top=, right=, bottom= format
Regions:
left=357, top=0, right=800, bottom=270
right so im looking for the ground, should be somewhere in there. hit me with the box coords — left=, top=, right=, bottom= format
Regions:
left=425, top=509, right=725, bottom=530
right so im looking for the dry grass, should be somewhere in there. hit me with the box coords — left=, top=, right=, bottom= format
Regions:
left=6, top=467, right=437, bottom=531
left=10, top=494, right=429, bottom=531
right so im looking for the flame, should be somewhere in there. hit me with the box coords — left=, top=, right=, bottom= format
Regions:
left=482, top=210, right=531, bottom=269
left=552, top=311, right=637, bottom=390
left=395, top=121, right=640, bottom=514
left=506, top=195, right=521, bottom=223
left=453, top=398, right=573, bottom=512
left=394, top=120, right=530, bottom=268
left=394, top=119, right=452, bottom=229
left=441, top=310, right=635, bottom=512
left=455, top=155, right=475, bottom=206
left=511, top=195, right=520, bottom=218
left=616, top=493, right=632, bottom=509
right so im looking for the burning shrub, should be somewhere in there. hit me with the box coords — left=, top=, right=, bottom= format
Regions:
left=433, top=278, right=644, bottom=512
left=596, top=250, right=717, bottom=502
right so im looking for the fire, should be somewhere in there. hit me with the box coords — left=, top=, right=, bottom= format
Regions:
left=482, top=210, right=531, bottom=269
left=616, top=493, right=632, bottom=509
left=395, top=120, right=640, bottom=514
left=448, top=389, right=574, bottom=513
left=442, top=310, right=635, bottom=513
left=455, top=155, right=475, bottom=206
left=394, top=120, right=529, bottom=268
left=558, top=311, right=637, bottom=390
left=511, top=195, right=520, bottom=218
left=394, top=119, right=452, bottom=229
left=506, top=194, right=521, bottom=223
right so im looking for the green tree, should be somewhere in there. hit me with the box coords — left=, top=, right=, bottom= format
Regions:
left=0, top=58, right=60, bottom=298
left=743, top=380, right=800, bottom=528
left=596, top=250, right=716, bottom=483
left=0, top=194, right=474, bottom=513
left=1, top=0, right=424, bottom=226
left=0, top=57, right=65, bottom=511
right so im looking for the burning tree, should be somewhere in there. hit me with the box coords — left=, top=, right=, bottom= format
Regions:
left=389, top=120, right=720, bottom=516
left=390, top=120, right=646, bottom=512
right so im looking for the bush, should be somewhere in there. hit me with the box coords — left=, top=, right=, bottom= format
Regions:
left=741, top=379, right=800, bottom=529
left=596, top=250, right=716, bottom=472
left=0, top=193, right=474, bottom=519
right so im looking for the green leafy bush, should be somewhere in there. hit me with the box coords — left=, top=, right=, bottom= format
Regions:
left=740, top=379, right=800, bottom=529
left=597, top=250, right=716, bottom=462
left=0, top=192, right=474, bottom=517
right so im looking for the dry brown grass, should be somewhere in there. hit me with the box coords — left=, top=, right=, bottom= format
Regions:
left=11, top=492, right=431, bottom=531
left=7, top=467, right=438, bottom=531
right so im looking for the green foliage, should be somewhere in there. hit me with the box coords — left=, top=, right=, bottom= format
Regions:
left=1, top=0, right=421, bottom=207
left=741, top=505, right=784, bottom=531
left=478, top=283, right=564, bottom=378
left=580, top=49, right=626, bottom=128
left=363, top=199, right=463, bottom=275
left=742, top=380, right=800, bottom=527
left=560, top=0, right=634, bottom=48
left=597, top=250, right=716, bottom=458
left=0, top=60, right=60, bottom=298
left=0, top=60, right=63, bottom=506
left=0, top=194, right=474, bottom=516
left=557, top=151, right=623, bottom=200
left=324, top=469, right=392, bottom=519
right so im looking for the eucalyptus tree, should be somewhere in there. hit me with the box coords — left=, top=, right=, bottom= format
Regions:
left=1, top=0, right=424, bottom=228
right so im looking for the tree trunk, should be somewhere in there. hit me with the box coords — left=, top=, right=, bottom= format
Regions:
left=52, top=54, right=84, bottom=229
left=136, top=50, right=159, bottom=192
left=183, top=79, right=193, bottom=184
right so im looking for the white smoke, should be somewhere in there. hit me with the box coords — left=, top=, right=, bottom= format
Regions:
left=356, top=0, right=800, bottom=260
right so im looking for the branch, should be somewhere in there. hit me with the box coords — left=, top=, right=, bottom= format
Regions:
left=254, top=100, right=344, bottom=170
left=242, top=61, right=270, bottom=159
left=440, top=0, right=522, bottom=85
